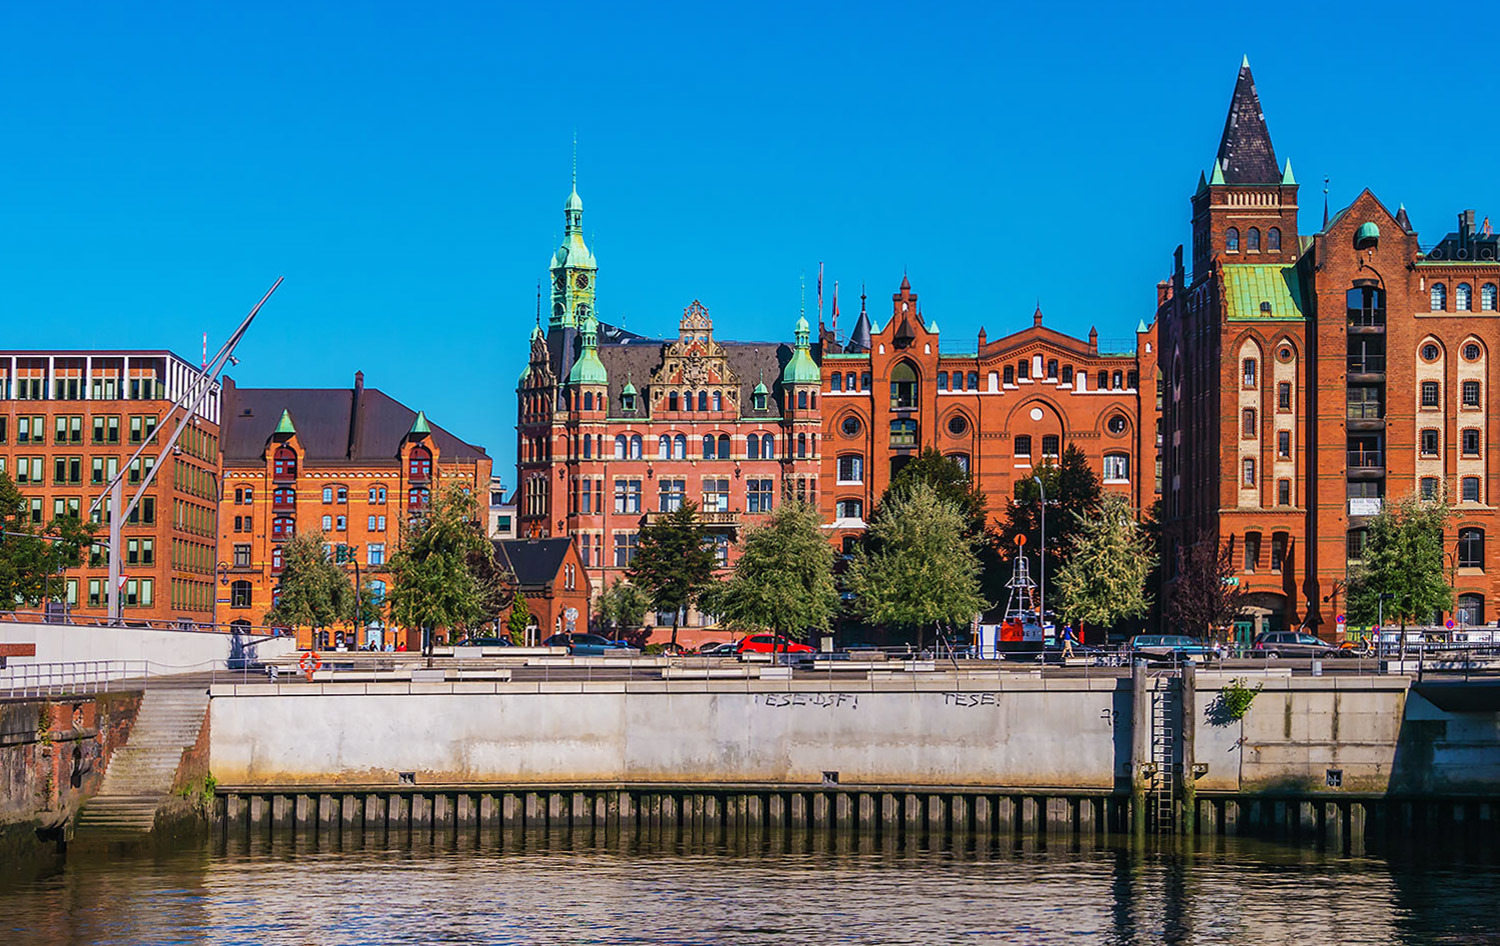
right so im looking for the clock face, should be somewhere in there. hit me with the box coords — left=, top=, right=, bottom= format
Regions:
left=575, top=273, right=590, bottom=289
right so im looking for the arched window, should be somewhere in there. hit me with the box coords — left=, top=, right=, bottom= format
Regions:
left=582, top=435, right=592, bottom=459
left=713, top=391, right=723, bottom=411
left=368, top=485, right=386, bottom=504
left=698, top=391, right=709, bottom=412
left=835, top=498, right=864, bottom=519
left=797, top=433, right=808, bottom=458
left=614, top=434, right=627, bottom=460
left=272, top=486, right=295, bottom=510
left=273, top=446, right=297, bottom=479
left=669, top=392, right=679, bottom=412
left=761, top=434, right=775, bottom=458
left=1003, top=365, right=1014, bottom=385
left=798, top=390, right=808, bottom=409
left=1432, top=283, right=1448, bottom=311
left=832, top=373, right=844, bottom=392
left=1226, top=227, right=1240, bottom=252
left=673, top=434, right=686, bottom=459
left=747, top=435, right=760, bottom=460
left=408, top=445, right=431, bottom=481
left=1267, top=227, right=1281, bottom=250
left=1046, top=359, right=1058, bottom=379
left=1112, top=370, right=1123, bottom=389
left=271, top=516, right=294, bottom=540
left=890, top=362, right=918, bottom=408
left=583, top=391, right=593, bottom=411
left=1459, top=528, right=1485, bottom=568
left=629, top=435, right=643, bottom=459
left=1457, top=593, right=1485, bottom=627
left=702, top=435, right=715, bottom=460
left=717, top=435, right=730, bottom=460
left=408, top=486, right=430, bottom=511
left=1247, top=227, right=1261, bottom=251
left=659, top=435, right=671, bottom=459
left=1457, top=283, right=1473, bottom=311
left=1098, top=370, right=1108, bottom=390
left=368, top=579, right=386, bottom=605
left=967, top=371, right=978, bottom=390
left=1061, top=366, right=1073, bottom=384
left=322, top=485, right=334, bottom=503
left=1483, top=283, right=1498, bottom=311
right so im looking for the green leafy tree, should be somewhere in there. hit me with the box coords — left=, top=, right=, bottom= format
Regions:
left=1347, top=492, right=1453, bottom=631
left=1053, top=493, right=1155, bottom=634
left=595, top=579, right=651, bottom=644
left=846, top=481, right=986, bottom=651
left=387, top=487, right=498, bottom=652
left=714, top=500, right=838, bottom=648
left=0, top=471, right=93, bottom=608
left=883, top=448, right=989, bottom=536
left=1165, top=537, right=1246, bottom=638
left=505, top=587, right=532, bottom=644
left=264, top=531, right=354, bottom=634
left=628, top=501, right=717, bottom=650
left=998, top=443, right=1103, bottom=598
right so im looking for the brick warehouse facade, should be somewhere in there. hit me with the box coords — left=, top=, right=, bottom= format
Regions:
left=217, top=374, right=491, bottom=648
left=1159, top=58, right=1500, bottom=642
left=817, top=280, right=1159, bottom=550
left=0, top=350, right=222, bottom=624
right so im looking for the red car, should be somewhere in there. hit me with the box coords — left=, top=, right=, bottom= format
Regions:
left=736, top=634, right=815, bottom=654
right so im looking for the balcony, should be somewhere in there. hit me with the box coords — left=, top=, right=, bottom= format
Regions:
left=1346, top=356, right=1386, bottom=375
left=272, top=467, right=297, bottom=485
left=1347, top=450, right=1384, bottom=469
left=271, top=496, right=296, bottom=513
left=642, top=509, right=740, bottom=527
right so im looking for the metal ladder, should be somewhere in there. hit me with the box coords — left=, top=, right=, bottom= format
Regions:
left=1150, top=684, right=1176, bottom=833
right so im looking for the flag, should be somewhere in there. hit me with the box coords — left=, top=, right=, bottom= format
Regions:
left=831, top=281, right=840, bottom=333
left=1484, top=217, right=1493, bottom=237
left=816, top=262, right=824, bottom=323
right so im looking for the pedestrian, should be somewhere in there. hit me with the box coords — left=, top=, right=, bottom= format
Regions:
left=1062, top=624, right=1078, bottom=659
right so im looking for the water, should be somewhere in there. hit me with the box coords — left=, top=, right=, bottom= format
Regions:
left=3, top=833, right=1497, bottom=945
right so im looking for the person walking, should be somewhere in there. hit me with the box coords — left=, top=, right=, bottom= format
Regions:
left=1061, top=624, right=1078, bottom=660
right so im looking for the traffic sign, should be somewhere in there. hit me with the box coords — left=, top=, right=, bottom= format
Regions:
left=1445, top=619, right=1455, bottom=630
left=1336, top=614, right=1346, bottom=625
left=1014, top=534, right=1027, bottom=547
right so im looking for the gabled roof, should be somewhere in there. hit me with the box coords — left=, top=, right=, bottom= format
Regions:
left=1221, top=264, right=1306, bottom=320
left=494, top=537, right=574, bottom=589
left=1215, top=58, right=1281, bottom=186
left=221, top=377, right=488, bottom=465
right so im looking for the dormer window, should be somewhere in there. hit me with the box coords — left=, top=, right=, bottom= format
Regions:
left=622, top=392, right=636, bottom=412
left=753, top=391, right=767, bottom=411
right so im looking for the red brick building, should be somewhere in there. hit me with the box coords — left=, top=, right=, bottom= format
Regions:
left=1158, top=58, right=1500, bottom=641
left=818, top=280, right=1159, bottom=550
left=493, top=537, right=591, bottom=642
left=515, top=184, right=821, bottom=619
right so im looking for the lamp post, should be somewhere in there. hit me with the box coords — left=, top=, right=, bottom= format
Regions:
left=215, top=560, right=229, bottom=631
left=1032, top=475, right=1046, bottom=633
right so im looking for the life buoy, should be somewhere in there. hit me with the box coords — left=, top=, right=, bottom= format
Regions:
left=299, top=651, right=323, bottom=676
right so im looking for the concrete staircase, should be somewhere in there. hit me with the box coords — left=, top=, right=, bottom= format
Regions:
left=75, top=686, right=209, bottom=839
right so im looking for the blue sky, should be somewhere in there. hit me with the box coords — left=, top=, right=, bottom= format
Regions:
left=4, top=1, right=1496, bottom=485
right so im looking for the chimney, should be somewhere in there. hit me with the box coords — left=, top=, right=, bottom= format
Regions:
left=354, top=370, right=364, bottom=392
left=977, top=327, right=987, bottom=348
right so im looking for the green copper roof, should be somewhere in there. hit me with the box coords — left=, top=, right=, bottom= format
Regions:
left=409, top=411, right=431, bottom=436
left=274, top=409, right=295, bottom=435
left=1136, top=318, right=1149, bottom=333
left=752, top=379, right=768, bottom=395
left=1222, top=264, right=1306, bottom=320
left=568, top=316, right=609, bottom=385
left=621, top=380, right=638, bottom=396
left=1355, top=221, right=1381, bottom=248
left=1195, top=171, right=1208, bottom=196
left=1209, top=163, right=1226, bottom=186
left=926, top=320, right=939, bottom=333
left=782, top=315, right=820, bottom=385
left=1281, top=159, right=1296, bottom=186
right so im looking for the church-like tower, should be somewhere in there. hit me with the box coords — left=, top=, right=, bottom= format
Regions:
left=549, top=180, right=597, bottom=330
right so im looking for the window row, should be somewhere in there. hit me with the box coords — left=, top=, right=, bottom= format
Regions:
left=568, top=476, right=792, bottom=516
left=1430, top=282, right=1498, bottom=312
left=1241, top=530, right=1289, bottom=573
left=828, top=372, right=873, bottom=393
left=1224, top=227, right=1282, bottom=253
left=1419, top=379, right=1482, bottom=408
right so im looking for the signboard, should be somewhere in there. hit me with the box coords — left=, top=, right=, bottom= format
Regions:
left=565, top=606, right=578, bottom=632
left=1349, top=498, right=1383, bottom=517
left=1222, top=576, right=1240, bottom=586
left=1336, top=614, right=1346, bottom=625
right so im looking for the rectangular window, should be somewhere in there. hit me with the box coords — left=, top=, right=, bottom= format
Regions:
left=702, top=478, right=729, bottom=512
left=1270, top=533, right=1286, bottom=574
left=1420, top=477, right=1439, bottom=500
left=1462, top=477, right=1481, bottom=503
left=747, top=478, right=774, bottom=514
left=1277, top=430, right=1290, bottom=458
left=580, top=534, right=592, bottom=568
left=1242, top=359, right=1257, bottom=388
left=1463, top=429, right=1481, bottom=456
left=1462, top=380, right=1481, bottom=408
left=1277, top=479, right=1291, bottom=506
left=1244, top=533, right=1261, bottom=571
left=1421, top=381, right=1440, bottom=408
left=614, top=478, right=641, bottom=514
left=837, top=456, right=864, bottom=483
left=1420, top=429, right=1440, bottom=456
left=1277, top=382, right=1291, bottom=411
left=87, top=579, right=102, bottom=609
left=1102, top=454, right=1129, bottom=481
left=1242, top=457, right=1256, bottom=487
left=709, top=533, right=729, bottom=566
left=28, top=498, right=43, bottom=524
left=659, top=478, right=686, bottom=512
left=1041, top=434, right=1060, bottom=458
left=1347, top=385, right=1383, bottom=420
left=1015, top=435, right=1032, bottom=457
left=613, top=532, right=639, bottom=567
left=1241, top=408, right=1256, bottom=437
left=368, top=543, right=385, bottom=566
left=233, top=544, right=252, bottom=567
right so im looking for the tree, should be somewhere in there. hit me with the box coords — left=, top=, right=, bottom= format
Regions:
left=997, top=444, right=1103, bottom=599
left=387, top=487, right=498, bottom=652
left=1347, top=492, right=1453, bottom=631
left=0, top=471, right=93, bottom=609
left=883, top=448, right=989, bottom=537
left=845, top=481, right=987, bottom=651
left=505, top=587, right=532, bottom=644
left=595, top=579, right=651, bottom=644
left=714, top=500, right=838, bottom=647
left=628, top=501, right=717, bottom=650
left=1166, top=537, right=1247, bottom=638
left=264, top=531, right=354, bottom=635
left=1053, top=493, right=1155, bottom=634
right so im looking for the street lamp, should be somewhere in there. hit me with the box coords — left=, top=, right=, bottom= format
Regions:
left=215, top=560, right=229, bottom=631
left=1032, top=476, right=1046, bottom=632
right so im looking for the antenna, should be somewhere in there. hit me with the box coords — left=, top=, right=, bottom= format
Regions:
left=201, top=332, right=207, bottom=370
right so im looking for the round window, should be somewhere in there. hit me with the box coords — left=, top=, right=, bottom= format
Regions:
left=947, top=414, right=968, bottom=436
left=1464, top=343, right=1482, bottom=361
left=840, top=415, right=862, bottom=437
left=1107, top=415, right=1128, bottom=435
left=1276, top=346, right=1293, bottom=363
left=1422, top=343, right=1441, bottom=362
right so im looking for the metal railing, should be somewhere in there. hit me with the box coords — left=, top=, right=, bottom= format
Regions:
left=0, top=658, right=226, bottom=698
left=1348, top=450, right=1384, bottom=468
left=0, top=609, right=293, bottom=636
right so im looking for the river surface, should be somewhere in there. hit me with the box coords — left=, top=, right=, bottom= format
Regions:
left=2, top=832, right=1497, bottom=945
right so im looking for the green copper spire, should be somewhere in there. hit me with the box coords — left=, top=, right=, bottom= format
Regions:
left=1281, top=159, right=1296, bottom=185
left=621, top=379, right=638, bottom=396
left=409, top=411, right=431, bottom=436
left=1195, top=170, right=1208, bottom=196
left=274, top=409, right=295, bottom=435
left=782, top=315, right=820, bottom=385
left=567, top=315, right=609, bottom=385
left=1209, top=162, right=1226, bottom=186
left=548, top=154, right=597, bottom=329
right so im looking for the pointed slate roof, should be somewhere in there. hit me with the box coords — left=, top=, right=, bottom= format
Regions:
left=1214, top=58, right=1280, bottom=185
left=847, top=290, right=873, bottom=353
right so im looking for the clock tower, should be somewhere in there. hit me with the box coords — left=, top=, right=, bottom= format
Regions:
left=549, top=182, right=597, bottom=329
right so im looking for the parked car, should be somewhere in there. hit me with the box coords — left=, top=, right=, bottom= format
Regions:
left=1251, top=631, right=1344, bottom=659
left=543, top=632, right=631, bottom=656
left=697, top=641, right=737, bottom=656
left=736, top=634, right=815, bottom=655
left=1128, top=635, right=1222, bottom=662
